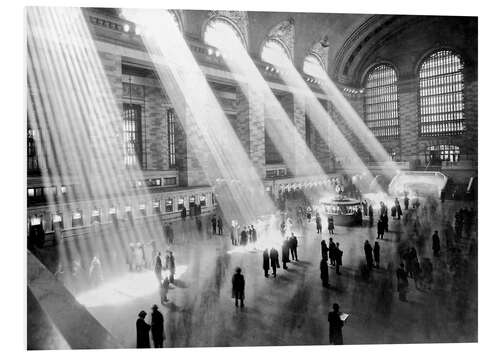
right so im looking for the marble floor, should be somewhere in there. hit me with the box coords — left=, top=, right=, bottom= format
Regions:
left=31, top=199, right=477, bottom=348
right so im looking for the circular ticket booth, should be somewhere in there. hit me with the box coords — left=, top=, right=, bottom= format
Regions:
left=320, top=196, right=362, bottom=226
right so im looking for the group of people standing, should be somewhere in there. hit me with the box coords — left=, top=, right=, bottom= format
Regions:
left=153, top=250, right=176, bottom=304
left=136, top=305, right=165, bottom=348
left=320, top=238, right=343, bottom=287
left=211, top=215, right=224, bottom=235
left=230, top=221, right=258, bottom=246
left=363, top=240, right=381, bottom=269
left=262, top=233, right=299, bottom=278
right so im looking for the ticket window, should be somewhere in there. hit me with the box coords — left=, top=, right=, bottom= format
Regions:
left=200, top=195, right=206, bottom=207
left=28, top=215, right=45, bottom=248
left=177, top=199, right=185, bottom=211
left=189, top=196, right=196, bottom=208
left=109, top=207, right=118, bottom=224
left=139, top=203, right=147, bottom=216
left=152, top=200, right=160, bottom=214
left=30, top=216, right=42, bottom=228
left=72, top=210, right=83, bottom=227
left=91, top=209, right=101, bottom=224
left=52, top=213, right=63, bottom=230
left=165, top=199, right=173, bottom=213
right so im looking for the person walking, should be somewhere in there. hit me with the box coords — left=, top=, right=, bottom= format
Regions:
left=432, top=230, right=441, bottom=257
left=328, top=216, right=335, bottom=235
left=263, top=249, right=270, bottom=278
left=377, top=219, right=384, bottom=240
left=154, top=252, right=162, bottom=284
left=211, top=215, right=217, bottom=235
left=217, top=217, right=223, bottom=235
left=270, top=247, right=280, bottom=277
left=150, top=305, right=164, bottom=348
left=316, top=214, right=322, bottom=234
left=160, top=276, right=169, bottom=304
left=168, top=251, right=175, bottom=283
left=231, top=267, right=245, bottom=308
left=320, top=258, right=329, bottom=287
left=282, top=239, right=290, bottom=270
left=240, top=227, right=248, bottom=246
left=334, top=242, right=343, bottom=275
left=368, top=204, right=374, bottom=227
left=136, top=310, right=151, bottom=348
left=321, top=240, right=329, bottom=262
left=396, top=263, right=409, bottom=302
left=382, top=213, right=389, bottom=232
left=328, top=238, right=336, bottom=266
left=328, top=303, right=344, bottom=345
left=364, top=240, right=374, bottom=269
left=373, top=241, right=380, bottom=268
left=290, top=233, right=298, bottom=261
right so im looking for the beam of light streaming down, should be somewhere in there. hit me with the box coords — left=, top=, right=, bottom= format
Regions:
left=200, top=18, right=328, bottom=182
left=27, top=7, right=168, bottom=290
left=314, top=67, right=400, bottom=178
left=121, top=9, right=277, bottom=228
left=265, top=48, right=387, bottom=194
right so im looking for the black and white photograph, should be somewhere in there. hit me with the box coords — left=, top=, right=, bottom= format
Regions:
left=8, top=0, right=494, bottom=353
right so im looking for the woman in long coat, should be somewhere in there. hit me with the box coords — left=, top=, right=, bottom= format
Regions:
left=321, top=240, right=329, bottom=261
left=269, top=247, right=280, bottom=277
left=136, top=310, right=151, bottom=348
left=231, top=267, right=245, bottom=308
left=281, top=239, right=290, bottom=269
left=262, top=249, right=270, bottom=277
left=320, top=258, right=329, bottom=287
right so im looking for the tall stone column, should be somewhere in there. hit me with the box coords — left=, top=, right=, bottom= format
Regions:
left=236, top=84, right=265, bottom=178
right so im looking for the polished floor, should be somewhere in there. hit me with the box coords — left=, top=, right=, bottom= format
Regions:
left=31, top=198, right=477, bottom=348
left=50, top=199, right=476, bottom=348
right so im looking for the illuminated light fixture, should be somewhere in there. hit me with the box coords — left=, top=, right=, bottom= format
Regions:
left=60, top=186, right=67, bottom=194
left=208, top=48, right=213, bottom=55
left=123, top=24, right=130, bottom=32
left=265, top=66, right=269, bottom=71
left=27, top=188, right=35, bottom=197
left=215, top=50, right=220, bottom=57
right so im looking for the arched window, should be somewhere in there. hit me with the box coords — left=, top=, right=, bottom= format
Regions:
left=364, top=64, right=399, bottom=138
left=204, top=18, right=245, bottom=50
left=303, top=54, right=324, bottom=78
left=261, top=39, right=290, bottom=67
left=419, top=50, right=464, bottom=136
left=425, top=144, right=460, bottom=163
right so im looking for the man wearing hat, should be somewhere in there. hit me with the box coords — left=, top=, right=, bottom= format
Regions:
left=151, top=304, right=165, bottom=348
left=231, top=267, right=245, bottom=308
left=136, top=310, right=150, bottom=348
